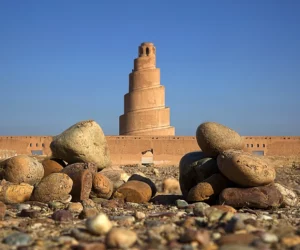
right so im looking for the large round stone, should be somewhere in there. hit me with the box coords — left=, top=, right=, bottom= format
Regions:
left=196, top=122, right=244, bottom=157
left=0, top=155, right=44, bottom=185
left=179, top=151, right=219, bottom=198
left=50, top=120, right=111, bottom=170
left=217, top=150, right=276, bottom=187
left=32, top=173, right=73, bottom=203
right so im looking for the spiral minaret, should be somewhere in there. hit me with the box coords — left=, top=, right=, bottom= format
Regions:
left=119, top=42, right=175, bottom=136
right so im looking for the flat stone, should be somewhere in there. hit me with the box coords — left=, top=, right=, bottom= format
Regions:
left=217, top=150, right=276, bottom=187
left=219, top=184, right=283, bottom=209
left=218, top=233, right=257, bottom=246
left=0, top=180, right=33, bottom=204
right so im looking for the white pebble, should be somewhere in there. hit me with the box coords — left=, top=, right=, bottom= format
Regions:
left=86, top=213, right=112, bottom=235
left=106, top=228, right=137, bottom=248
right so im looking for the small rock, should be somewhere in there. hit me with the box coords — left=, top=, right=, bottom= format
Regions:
left=180, top=229, right=210, bottom=246
left=52, top=210, right=73, bottom=222
left=106, top=228, right=137, bottom=249
left=274, top=183, right=298, bottom=207
left=86, top=213, right=112, bottom=235
left=128, top=174, right=157, bottom=197
left=176, top=199, right=189, bottom=209
left=218, top=233, right=257, bottom=246
left=100, top=166, right=129, bottom=190
left=0, top=181, right=33, bottom=204
left=134, top=211, right=146, bottom=220
left=211, top=205, right=236, bottom=213
left=113, top=180, right=152, bottom=203
left=187, top=173, right=231, bottom=202
left=281, top=236, right=300, bottom=247
left=0, top=155, right=44, bottom=185
left=2, top=232, right=32, bottom=246
left=225, top=217, right=246, bottom=233
left=56, top=236, right=78, bottom=245
left=261, top=232, right=278, bottom=243
left=48, top=201, right=66, bottom=210
left=92, top=173, right=113, bottom=199
left=17, top=204, right=31, bottom=211
left=193, top=202, right=210, bottom=216
left=68, top=202, right=84, bottom=214
left=61, top=163, right=96, bottom=201
left=0, top=201, right=6, bottom=220
left=19, top=209, right=39, bottom=218
left=162, top=178, right=181, bottom=194
left=32, top=173, right=73, bottom=203
left=42, top=158, right=64, bottom=178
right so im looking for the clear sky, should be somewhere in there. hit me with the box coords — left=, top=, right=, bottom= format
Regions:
left=0, top=1, right=299, bottom=136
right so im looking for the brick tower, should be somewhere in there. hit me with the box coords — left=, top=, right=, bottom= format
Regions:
left=119, top=42, right=175, bottom=136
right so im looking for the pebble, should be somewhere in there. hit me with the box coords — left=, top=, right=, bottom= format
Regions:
left=261, top=232, right=278, bottom=243
left=128, top=174, right=157, bottom=197
left=225, top=217, right=246, bottom=233
left=219, top=245, right=257, bottom=250
left=92, top=172, right=113, bottom=199
left=106, top=228, right=137, bottom=249
left=281, top=236, right=300, bottom=247
left=218, top=233, right=257, bottom=246
left=52, top=210, right=73, bottom=222
left=176, top=199, right=189, bottom=209
left=0, top=181, right=34, bottom=204
left=56, top=236, right=78, bottom=245
left=17, top=204, right=31, bottom=211
left=3, top=232, right=32, bottom=246
left=193, top=202, right=210, bottom=216
left=19, top=209, right=40, bottom=218
left=135, top=211, right=146, bottom=220
left=86, top=213, right=112, bottom=235
left=48, top=201, right=65, bottom=210
left=68, top=202, right=84, bottom=214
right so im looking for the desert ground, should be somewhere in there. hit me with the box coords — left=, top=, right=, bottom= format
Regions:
left=0, top=157, right=299, bottom=250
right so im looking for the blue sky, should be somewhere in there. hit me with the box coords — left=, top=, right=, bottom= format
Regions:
left=0, top=1, right=299, bottom=136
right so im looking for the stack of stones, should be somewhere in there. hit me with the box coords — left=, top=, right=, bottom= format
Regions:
left=0, top=120, right=156, bottom=206
left=179, top=121, right=298, bottom=209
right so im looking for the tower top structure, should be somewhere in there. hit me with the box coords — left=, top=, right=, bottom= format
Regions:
left=119, top=42, right=175, bottom=136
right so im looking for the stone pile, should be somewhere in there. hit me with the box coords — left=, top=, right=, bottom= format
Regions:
left=0, top=120, right=157, bottom=206
left=179, top=121, right=298, bottom=209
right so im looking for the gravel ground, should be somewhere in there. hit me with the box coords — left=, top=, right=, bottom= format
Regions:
left=0, top=164, right=299, bottom=250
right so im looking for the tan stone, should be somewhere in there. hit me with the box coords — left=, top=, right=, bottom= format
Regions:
left=0, top=201, right=6, bottom=220
left=0, top=155, right=44, bottom=185
left=128, top=174, right=157, bottom=197
left=274, top=183, right=298, bottom=207
left=162, top=178, right=180, bottom=194
left=106, top=228, right=137, bottom=249
left=92, top=173, right=113, bottom=199
left=217, top=150, right=276, bottom=187
left=42, top=159, right=63, bottom=178
left=0, top=180, right=33, bottom=204
left=113, top=180, right=152, bottom=203
left=32, top=173, right=73, bottom=203
left=187, top=173, right=231, bottom=202
left=50, top=120, right=111, bottom=170
left=209, top=205, right=237, bottom=213
left=196, top=122, right=244, bottom=157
